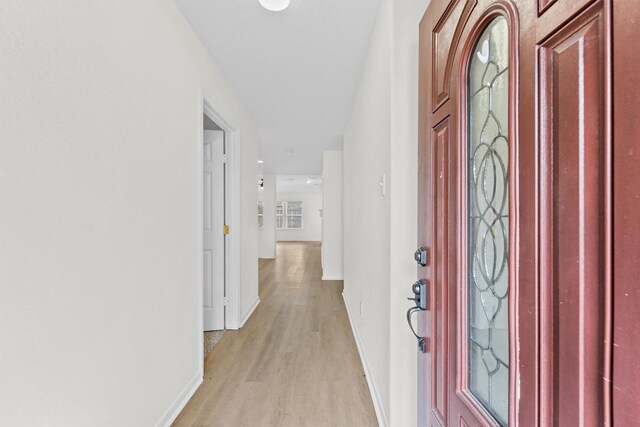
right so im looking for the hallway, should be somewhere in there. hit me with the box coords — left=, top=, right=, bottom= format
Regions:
left=174, top=242, right=377, bottom=426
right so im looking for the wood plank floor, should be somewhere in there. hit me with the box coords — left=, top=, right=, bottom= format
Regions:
left=174, top=241, right=377, bottom=427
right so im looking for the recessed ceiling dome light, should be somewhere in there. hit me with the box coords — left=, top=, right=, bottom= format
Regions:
left=259, top=0, right=290, bottom=12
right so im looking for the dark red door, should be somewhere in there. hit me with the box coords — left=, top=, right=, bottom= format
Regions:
left=416, top=0, right=628, bottom=425
left=418, top=0, right=532, bottom=424
left=612, top=0, right=640, bottom=425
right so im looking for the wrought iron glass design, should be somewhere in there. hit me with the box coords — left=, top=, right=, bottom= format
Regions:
left=467, top=16, right=510, bottom=426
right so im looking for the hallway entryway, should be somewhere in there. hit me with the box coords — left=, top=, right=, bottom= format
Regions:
left=174, top=242, right=377, bottom=426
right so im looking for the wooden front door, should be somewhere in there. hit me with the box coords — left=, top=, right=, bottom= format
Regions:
left=612, top=1, right=640, bottom=425
left=416, top=0, right=635, bottom=425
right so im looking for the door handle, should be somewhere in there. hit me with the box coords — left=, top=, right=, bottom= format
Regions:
left=408, top=279, right=428, bottom=310
left=406, top=279, right=428, bottom=353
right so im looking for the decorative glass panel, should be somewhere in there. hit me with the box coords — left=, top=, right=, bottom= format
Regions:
left=467, top=16, right=510, bottom=426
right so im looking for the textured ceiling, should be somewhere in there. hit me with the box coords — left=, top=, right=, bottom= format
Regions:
left=176, top=0, right=382, bottom=174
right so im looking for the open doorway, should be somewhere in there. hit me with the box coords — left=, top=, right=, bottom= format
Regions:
left=198, top=95, right=241, bottom=372
left=202, top=113, right=225, bottom=357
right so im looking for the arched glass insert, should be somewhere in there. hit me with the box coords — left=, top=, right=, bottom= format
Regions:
left=467, top=16, right=510, bottom=426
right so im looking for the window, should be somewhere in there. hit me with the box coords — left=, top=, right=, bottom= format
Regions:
left=276, top=201, right=284, bottom=229
left=257, top=201, right=264, bottom=229
left=276, top=201, right=303, bottom=230
left=286, top=201, right=303, bottom=229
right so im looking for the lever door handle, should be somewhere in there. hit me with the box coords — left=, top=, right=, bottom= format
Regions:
left=407, top=307, right=428, bottom=353
left=406, top=279, right=429, bottom=353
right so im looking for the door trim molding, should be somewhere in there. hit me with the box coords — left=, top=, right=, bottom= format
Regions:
left=197, top=89, right=243, bottom=379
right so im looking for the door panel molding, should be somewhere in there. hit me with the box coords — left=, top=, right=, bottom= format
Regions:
left=537, top=0, right=557, bottom=16
left=535, top=0, right=600, bottom=41
left=432, top=0, right=478, bottom=113
left=537, top=2, right=611, bottom=425
left=431, top=118, right=452, bottom=426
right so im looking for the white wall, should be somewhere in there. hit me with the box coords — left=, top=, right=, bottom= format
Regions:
left=342, top=0, right=430, bottom=425
left=276, top=193, right=322, bottom=242
left=322, top=151, right=344, bottom=280
left=258, top=175, right=277, bottom=259
left=343, top=0, right=392, bottom=422
left=389, top=1, right=430, bottom=425
left=0, top=1, right=259, bottom=425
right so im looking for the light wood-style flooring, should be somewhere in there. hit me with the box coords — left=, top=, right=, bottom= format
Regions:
left=174, top=241, right=377, bottom=427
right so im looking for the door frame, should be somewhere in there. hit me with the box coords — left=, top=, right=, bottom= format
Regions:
left=196, top=89, right=242, bottom=373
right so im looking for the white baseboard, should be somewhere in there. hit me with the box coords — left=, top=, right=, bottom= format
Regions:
left=155, top=371, right=203, bottom=427
left=342, top=293, right=388, bottom=427
left=322, top=275, right=344, bottom=281
left=239, top=297, right=260, bottom=327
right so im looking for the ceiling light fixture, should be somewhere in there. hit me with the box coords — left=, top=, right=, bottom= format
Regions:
left=259, top=0, right=290, bottom=12
left=257, top=160, right=264, bottom=164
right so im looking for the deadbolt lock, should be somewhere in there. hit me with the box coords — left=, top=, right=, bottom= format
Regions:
left=414, top=247, right=429, bottom=267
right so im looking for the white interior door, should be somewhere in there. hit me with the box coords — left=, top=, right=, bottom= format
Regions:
left=203, top=130, right=225, bottom=331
